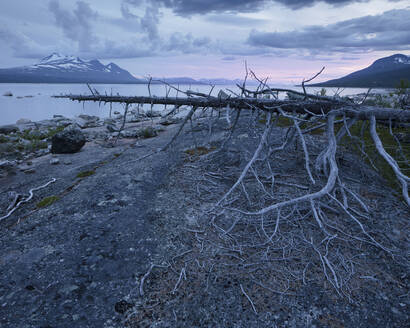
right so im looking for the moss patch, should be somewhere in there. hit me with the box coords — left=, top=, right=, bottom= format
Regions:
left=141, top=127, right=158, bottom=139
left=185, top=146, right=216, bottom=157
left=0, top=135, right=9, bottom=143
left=340, top=120, right=410, bottom=193
left=47, top=126, right=65, bottom=138
left=76, top=170, right=96, bottom=178
left=36, top=196, right=59, bottom=208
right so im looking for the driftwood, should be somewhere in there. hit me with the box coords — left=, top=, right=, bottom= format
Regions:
left=57, top=73, right=409, bottom=307
left=55, top=94, right=410, bottom=122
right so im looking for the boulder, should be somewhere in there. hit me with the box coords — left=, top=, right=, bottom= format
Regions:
left=50, top=158, right=60, bottom=165
left=0, top=125, right=18, bottom=135
left=0, top=160, right=17, bottom=177
left=160, top=117, right=180, bottom=126
left=103, top=118, right=116, bottom=125
left=16, top=118, right=32, bottom=125
left=74, top=115, right=101, bottom=128
left=145, top=110, right=161, bottom=118
left=119, top=129, right=138, bottom=138
left=106, top=124, right=119, bottom=133
left=78, top=114, right=99, bottom=122
left=137, top=126, right=158, bottom=138
left=51, top=127, right=86, bottom=154
left=73, top=117, right=88, bottom=129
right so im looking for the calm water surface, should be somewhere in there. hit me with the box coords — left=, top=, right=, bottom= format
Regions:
left=0, top=83, right=388, bottom=125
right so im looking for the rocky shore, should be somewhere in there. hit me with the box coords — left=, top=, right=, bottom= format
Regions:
left=0, top=108, right=187, bottom=177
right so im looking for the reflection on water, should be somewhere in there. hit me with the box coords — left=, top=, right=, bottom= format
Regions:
left=0, top=83, right=388, bottom=125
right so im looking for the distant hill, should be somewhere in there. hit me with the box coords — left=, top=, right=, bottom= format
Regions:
left=0, top=53, right=250, bottom=85
left=0, top=53, right=143, bottom=84
left=150, top=77, right=247, bottom=85
left=310, top=54, right=410, bottom=88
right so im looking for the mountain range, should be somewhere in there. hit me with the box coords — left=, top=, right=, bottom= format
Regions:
left=0, top=53, right=244, bottom=85
left=3, top=53, right=407, bottom=88
left=310, top=54, right=410, bottom=88
left=0, top=53, right=142, bottom=84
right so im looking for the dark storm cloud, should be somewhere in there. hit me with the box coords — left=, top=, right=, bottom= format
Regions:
left=124, top=0, right=377, bottom=15
left=272, top=0, right=371, bottom=10
left=46, top=1, right=212, bottom=59
left=205, top=14, right=268, bottom=26
left=221, top=56, right=237, bottom=61
left=0, top=27, right=47, bottom=59
left=248, top=9, right=410, bottom=53
left=47, top=0, right=157, bottom=59
left=121, top=2, right=161, bottom=40
left=48, top=0, right=98, bottom=52
left=162, top=33, right=212, bottom=53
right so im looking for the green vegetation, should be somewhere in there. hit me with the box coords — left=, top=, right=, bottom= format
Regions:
left=76, top=170, right=96, bottom=178
left=258, top=114, right=293, bottom=127
left=36, top=196, right=59, bottom=208
left=395, top=79, right=409, bottom=96
left=319, top=88, right=327, bottom=97
left=0, top=135, right=9, bottom=143
left=47, top=125, right=65, bottom=137
left=19, top=126, right=64, bottom=141
left=141, top=127, right=157, bottom=139
left=25, top=140, right=48, bottom=152
left=339, top=121, right=409, bottom=193
left=185, top=146, right=216, bottom=157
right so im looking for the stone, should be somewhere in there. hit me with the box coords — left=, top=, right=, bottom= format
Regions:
left=103, top=118, right=116, bottom=125
left=0, top=160, right=16, bottom=169
left=16, top=118, right=32, bottom=125
left=145, top=110, right=161, bottom=118
left=73, top=117, right=88, bottom=129
left=0, top=160, right=17, bottom=177
left=160, top=117, right=179, bottom=126
left=74, top=115, right=101, bottom=129
left=51, top=128, right=86, bottom=154
left=50, top=158, right=60, bottom=165
left=125, top=115, right=141, bottom=123
left=106, top=124, right=118, bottom=133
left=0, top=125, right=18, bottom=135
left=119, top=130, right=138, bottom=138
left=114, top=300, right=134, bottom=314
left=137, top=126, right=157, bottom=138
left=78, top=114, right=99, bottom=122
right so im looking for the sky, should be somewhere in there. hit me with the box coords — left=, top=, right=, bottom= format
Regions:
left=0, top=0, right=409, bottom=84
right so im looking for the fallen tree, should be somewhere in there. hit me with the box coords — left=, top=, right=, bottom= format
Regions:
left=57, top=71, right=409, bottom=309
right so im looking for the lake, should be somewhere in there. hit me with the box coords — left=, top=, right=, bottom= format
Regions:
left=0, top=83, right=388, bottom=125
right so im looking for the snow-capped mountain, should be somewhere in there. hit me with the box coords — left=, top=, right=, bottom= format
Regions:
left=311, top=54, right=410, bottom=88
left=0, top=53, right=141, bottom=83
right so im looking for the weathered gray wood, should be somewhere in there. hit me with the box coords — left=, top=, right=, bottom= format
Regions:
left=54, top=94, right=410, bottom=122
